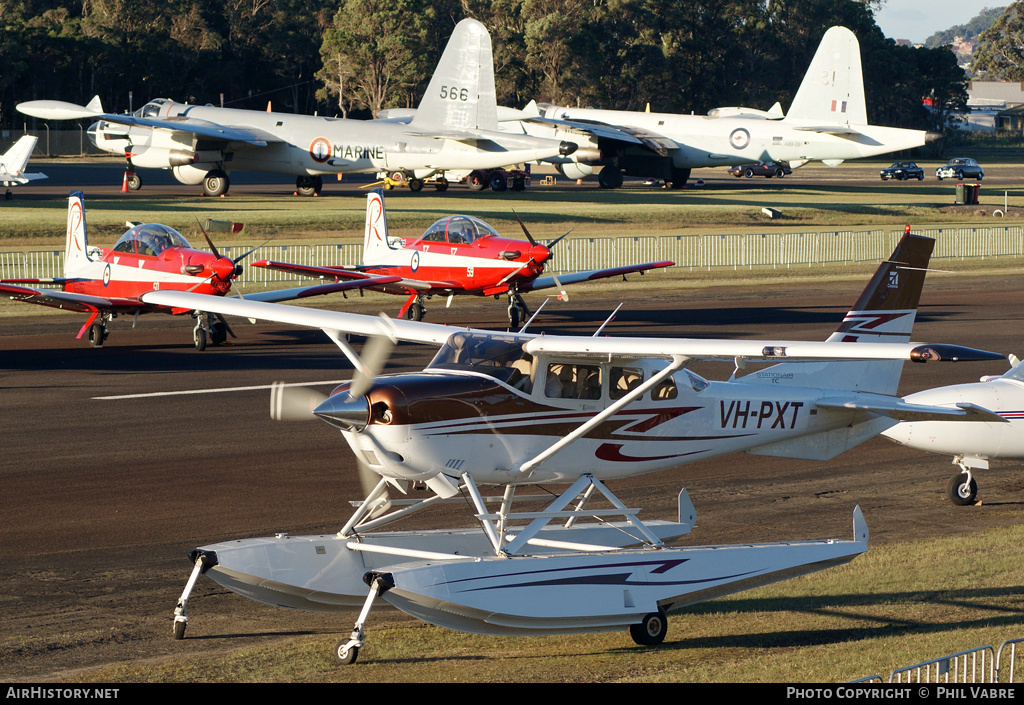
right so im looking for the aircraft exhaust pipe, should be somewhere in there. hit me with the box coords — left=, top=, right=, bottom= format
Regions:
left=559, top=141, right=578, bottom=156
left=925, top=131, right=944, bottom=145
left=571, top=148, right=602, bottom=163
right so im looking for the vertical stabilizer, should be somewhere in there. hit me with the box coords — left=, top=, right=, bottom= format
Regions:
left=64, top=191, right=93, bottom=275
left=409, top=18, right=498, bottom=132
left=0, top=135, right=38, bottom=176
left=743, top=233, right=934, bottom=394
left=786, top=26, right=867, bottom=126
left=362, top=188, right=398, bottom=265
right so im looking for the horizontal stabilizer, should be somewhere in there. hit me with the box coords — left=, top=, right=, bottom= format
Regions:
left=815, top=396, right=1007, bottom=423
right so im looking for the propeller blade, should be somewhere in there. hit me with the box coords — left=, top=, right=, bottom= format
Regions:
left=350, top=333, right=395, bottom=398
left=214, top=312, right=237, bottom=339
left=511, top=209, right=538, bottom=246
left=551, top=272, right=568, bottom=302
left=194, top=216, right=221, bottom=260
left=232, top=239, right=270, bottom=265
left=547, top=229, right=573, bottom=250
left=270, top=381, right=328, bottom=421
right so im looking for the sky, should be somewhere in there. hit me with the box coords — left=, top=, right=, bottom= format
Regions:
left=872, top=0, right=1009, bottom=43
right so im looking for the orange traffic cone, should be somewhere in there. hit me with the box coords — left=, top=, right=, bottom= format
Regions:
left=121, top=172, right=129, bottom=192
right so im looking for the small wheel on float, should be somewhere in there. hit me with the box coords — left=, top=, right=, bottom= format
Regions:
left=629, top=609, right=667, bottom=646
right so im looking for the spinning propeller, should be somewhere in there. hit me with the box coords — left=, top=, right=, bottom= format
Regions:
left=509, top=210, right=571, bottom=301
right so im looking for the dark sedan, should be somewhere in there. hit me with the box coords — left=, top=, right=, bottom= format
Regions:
left=880, top=162, right=924, bottom=181
left=729, top=162, right=791, bottom=178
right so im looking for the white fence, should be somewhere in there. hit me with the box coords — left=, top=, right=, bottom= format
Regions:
left=2, top=226, right=1022, bottom=285
left=851, top=638, right=1024, bottom=683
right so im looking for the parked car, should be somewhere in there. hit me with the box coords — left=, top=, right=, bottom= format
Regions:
left=729, top=162, right=792, bottom=178
left=879, top=161, right=924, bottom=181
left=935, top=158, right=984, bottom=181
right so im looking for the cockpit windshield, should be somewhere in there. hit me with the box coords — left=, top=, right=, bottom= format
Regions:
left=133, top=99, right=171, bottom=119
left=112, top=223, right=192, bottom=256
left=1002, top=363, right=1024, bottom=382
left=419, top=215, right=499, bottom=245
left=428, top=332, right=535, bottom=392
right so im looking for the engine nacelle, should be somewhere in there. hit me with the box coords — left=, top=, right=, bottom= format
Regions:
left=171, top=163, right=219, bottom=185
left=555, top=162, right=596, bottom=180
left=128, top=146, right=196, bottom=169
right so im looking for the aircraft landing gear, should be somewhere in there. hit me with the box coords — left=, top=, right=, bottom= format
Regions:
left=295, top=175, right=323, bottom=197
left=334, top=574, right=391, bottom=665
left=192, top=311, right=226, bottom=351
left=948, top=465, right=979, bottom=506
left=507, top=292, right=529, bottom=329
left=172, top=550, right=216, bottom=640
left=629, top=609, right=668, bottom=646
left=202, top=169, right=230, bottom=197
left=404, top=295, right=426, bottom=321
left=88, top=321, right=108, bottom=347
left=125, top=172, right=142, bottom=191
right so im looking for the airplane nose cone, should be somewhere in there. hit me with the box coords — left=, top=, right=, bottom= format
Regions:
left=211, top=256, right=237, bottom=280
left=314, top=394, right=370, bottom=431
left=528, top=243, right=552, bottom=265
left=87, top=122, right=100, bottom=149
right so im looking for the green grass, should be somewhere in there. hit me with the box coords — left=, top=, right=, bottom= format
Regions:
left=64, top=524, right=1024, bottom=683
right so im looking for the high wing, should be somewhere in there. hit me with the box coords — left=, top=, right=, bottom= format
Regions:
left=137, top=290, right=1005, bottom=366
left=251, top=261, right=432, bottom=293
left=512, top=102, right=674, bottom=156
left=523, top=261, right=673, bottom=292
left=17, top=97, right=276, bottom=147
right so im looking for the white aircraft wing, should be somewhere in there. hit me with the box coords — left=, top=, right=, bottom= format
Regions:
left=139, top=290, right=1006, bottom=366
left=17, top=99, right=276, bottom=146
left=140, top=290, right=467, bottom=346
left=792, top=125, right=864, bottom=136
left=815, top=396, right=1008, bottom=423
left=523, top=335, right=1005, bottom=364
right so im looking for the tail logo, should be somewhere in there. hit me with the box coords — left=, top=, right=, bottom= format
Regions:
left=830, top=100, right=848, bottom=114
left=68, top=201, right=83, bottom=252
left=888, top=271, right=898, bottom=289
left=729, top=128, right=750, bottom=150
left=368, top=198, right=385, bottom=242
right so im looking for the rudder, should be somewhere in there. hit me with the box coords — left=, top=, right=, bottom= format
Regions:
left=0, top=135, right=38, bottom=174
left=64, top=190, right=93, bottom=275
left=362, top=188, right=397, bottom=265
left=409, top=18, right=498, bottom=132
left=786, top=26, right=867, bottom=126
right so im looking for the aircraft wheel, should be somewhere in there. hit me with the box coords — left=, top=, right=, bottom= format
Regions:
left=406, top=302, right=424, bottom=321
left=947, top=472, right=978, bottom=506
left=508, top=304, right=521, bottom=329
left=408, top=178, right=424, bottom=192
left=669, top=168, right=690, bottom=188
left=597, top=165, right=623, bottom=189
left=334, top=639, right=359, bottom=665
left=194, top=327, right=207, bottom=351
left=296, top=175, right=318, bottom=197
left=434, top=178, right=449, bottom=192
left=629, top=609, right=667, bottom=646
left=126, top=173, right=142, bottom=190
left=203, top=170, right=229, bottom=197
left=173, top=620, right=186, bottom=640
left=88, top=322, right=106, bottom=348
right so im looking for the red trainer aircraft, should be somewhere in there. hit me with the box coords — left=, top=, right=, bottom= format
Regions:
left=251, top=188, right=673, bottom=328
left=0, top=191, right=398, bottom=349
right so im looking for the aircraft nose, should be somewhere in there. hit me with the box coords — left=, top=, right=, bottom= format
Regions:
left=211, top=256, right=238, bottom=280
left=314, top=394, right=370, bottom=431
left=528, top=243, right=552, bottom=265
left=87, top=122, right=101, bottom=149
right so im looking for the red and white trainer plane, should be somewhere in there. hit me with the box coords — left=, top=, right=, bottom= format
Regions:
left=144, top=232, right=1005, bottom=663
left=0, top=191, right=399, bottom=349
left=251, top=187, right=673, bottom=328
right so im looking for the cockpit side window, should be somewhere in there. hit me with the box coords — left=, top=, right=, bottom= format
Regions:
left=545, top=363, right=601, bottom=400
left=610, top=366, right=643, bottom=399
left=428, top=333, right=534, bottom=393
left=111, top=223, right=191, bottom=257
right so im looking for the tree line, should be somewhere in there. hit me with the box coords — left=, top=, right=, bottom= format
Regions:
left=2, top=0, right=968, bottom=134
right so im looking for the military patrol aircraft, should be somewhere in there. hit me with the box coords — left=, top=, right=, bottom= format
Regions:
left=881, top=356, right=1023, bottom=505
left=0, top=135, right=47, bottom=197
left=506, top=26, right=941, bottom=188
left=251, top=188, right=672, bottom=327
left=144, top=232, right=1002, bottom=662
left=16, top=19, right=579, bottom=197
left=0, top=191, right=398, bottom=349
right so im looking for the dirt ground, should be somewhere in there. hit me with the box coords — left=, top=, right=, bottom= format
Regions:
left=2, top=271, right=1023, bottom=682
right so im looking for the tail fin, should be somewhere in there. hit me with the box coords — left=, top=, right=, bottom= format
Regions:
left=0, top=135, right=38, bottom=175
left=786, top=26, right=867, bottom=126
left=362, top=188, right=398, bottom=265
left=64, top=190, right=93, bottom=275
left=409, top=18, right=498, bottom=132
left=744, top=233, right=934, bottom=394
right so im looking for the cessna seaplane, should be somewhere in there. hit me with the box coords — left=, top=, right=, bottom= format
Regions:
left=16, top=19, right=583, bottom=197
left=0, top=191, right=398, bottom=349
left=880, top=355, right=1024, bottom=505
left=143, top=231, right=1004, bottom=664
left=251, top=188, right=672, bottom=327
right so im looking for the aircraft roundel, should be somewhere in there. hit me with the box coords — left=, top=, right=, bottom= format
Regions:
left=729, top=128, right=750, bottom=150
left=309, top=137, right=332, bottom=164
left=102, top=263, right=111, bottom=287
left=410, top=251, right=420, bottom=272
